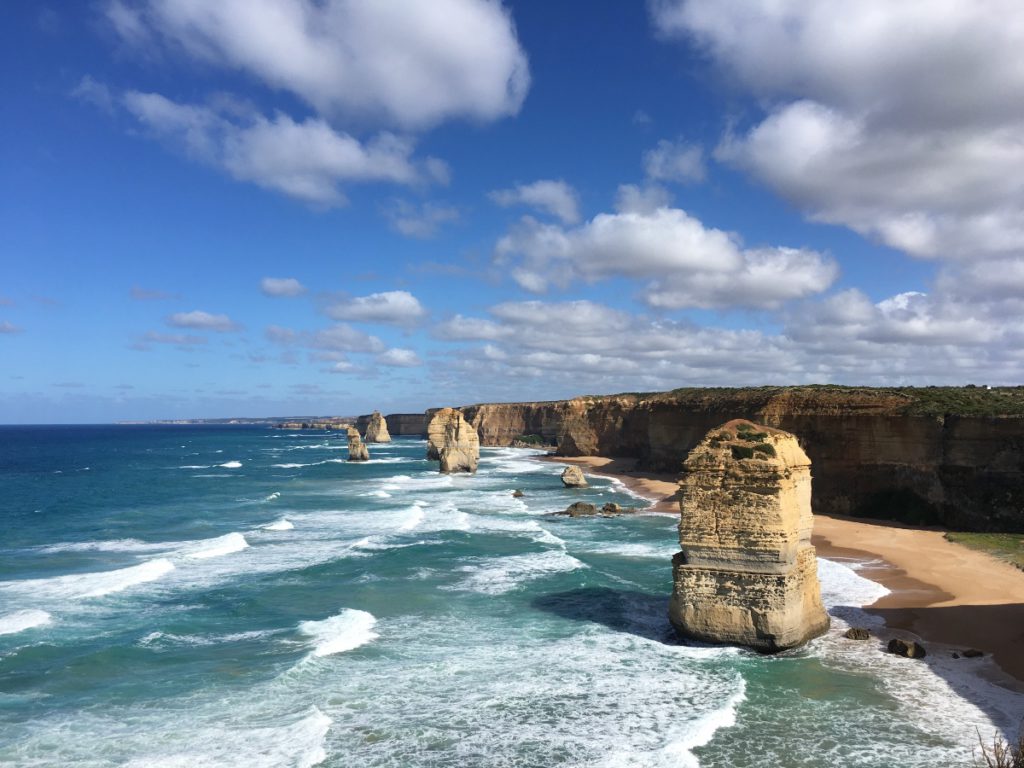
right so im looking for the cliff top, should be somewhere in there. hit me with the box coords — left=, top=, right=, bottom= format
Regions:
left=464, top=385, right=1024, bottom=418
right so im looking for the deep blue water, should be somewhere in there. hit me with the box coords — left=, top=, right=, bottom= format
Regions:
left=0, top=425, right=1018, bottom=767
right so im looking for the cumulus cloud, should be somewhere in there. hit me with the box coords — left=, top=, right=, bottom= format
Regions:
left=106, top=0, right=529, bottom=129
left=260, top=277, right=306, bottom=297
left=494, top=190, right=836, bottom=308
left=377, top=348, right=422, bottom=367
left=123, top=91, right=434, bottom=206
left=384, top=200, right=460, bottom=239
left=266, top=323, right=385, bottom=354
left=652, top=0, right=1024, bottom=260
left=643, top=138, right=705, bottom=184
left=167, top=310, right=239, bottom=332
left=325, top=291, right=427, bottom=326
left=489, top=180, right=581, bottom=224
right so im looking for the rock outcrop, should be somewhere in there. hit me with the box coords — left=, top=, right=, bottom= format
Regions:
left=426, top=408, right=480, bottom=473
left=347, top=427, right=369, bottom=462
left=460, top=387, right=1024, bottom=532
left=669, top=420, right=830, bottom=653
left=555, top=501, right=636, bottom=518
left=363, top=411, right=391, bottom=443
left=887, top=638, right=927, bottom=659
left=560, top=465, right=588, bottom=487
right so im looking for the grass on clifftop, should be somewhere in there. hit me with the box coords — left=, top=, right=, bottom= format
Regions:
left=945, top=532, right=1024, bottom=571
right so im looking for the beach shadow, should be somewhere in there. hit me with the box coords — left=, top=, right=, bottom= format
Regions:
left=532, top=587, right=681, bottom=644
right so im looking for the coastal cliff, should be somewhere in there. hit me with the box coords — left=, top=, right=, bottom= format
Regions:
left=461, top=387, right=1024, bottom=532
left=669, top=420, right=829, bottom=651
left=355, top=413, right=428, bottom=436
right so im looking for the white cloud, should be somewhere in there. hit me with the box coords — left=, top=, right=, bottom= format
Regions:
left=490, top=180, right=581, bottom=225
left=122, top=91, right=434, bottom=206
left=266, top=323, right=384, bottom=355
left=325, top=291, right=427, bottom=326
left=261, top=277, right=306, bottom=297
left=494, top=191, right=836, bottom=308
left=377, top=348, right=422, bottom=367
left=643, top=138, right=705, bottom=184
left=167, top=310, right=239, bottom=332
left=0, top=321, right=23, bottom=334
left=106, top=0, right=529, bottom=129
left=142, top=331, right=207, bottom=346
left=384, top=200, right=460, bottom=239
left=71, top=75, right=114, bottom=112
left=652, top=0, right=1024, bottom=261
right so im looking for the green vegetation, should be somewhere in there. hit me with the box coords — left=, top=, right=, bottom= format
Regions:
left=735, top=422, right=755, bottom=432
left=730, top=445, right=755, bottom=460
left=946, top=532, right=1024, bottom=571
left=753, top=443, right=776, bottom=458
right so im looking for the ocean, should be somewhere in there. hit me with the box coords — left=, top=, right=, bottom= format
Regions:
left=0, top=425, right=1020, bottom=767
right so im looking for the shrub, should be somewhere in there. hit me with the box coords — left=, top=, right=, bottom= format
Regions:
left=975, top=725, right=1024, bottom=768
left=753, top=443, right=777, bottom=458
left=514, top=434, right=546, bottom=446
left=735, top=422, right=755, bottom=433
left=731, top=445, right=755, bottom=460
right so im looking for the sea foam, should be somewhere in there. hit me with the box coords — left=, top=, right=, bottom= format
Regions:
left=262, top=518, right=294, bottom=531
left=185, top=532, right=249, bottom=559
left=219, top=460, right=243, bottom=469
left=299, top=609, right=378, bottom=657
left=0, top=609, right=53, bottom=635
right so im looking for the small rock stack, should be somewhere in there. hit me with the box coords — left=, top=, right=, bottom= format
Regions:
left=364, top=411, right=391, bottom=443
left=669, top=420, right=830, bottom=652
left=346, top=427, right=370, bottom=462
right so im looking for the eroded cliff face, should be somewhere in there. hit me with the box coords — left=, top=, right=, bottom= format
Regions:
left=347, top=427, right=369, bottom=462
left=669, top=421, right=830, bottom=652
left=461, top=388, right=1024, bottom=531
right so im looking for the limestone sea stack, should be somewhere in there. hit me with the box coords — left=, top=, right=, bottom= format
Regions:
left=669, top=420, right=829, bottom=652
left=364, top=411, right=392, bottom=443
left=347, top=427, right=369, bottom=462
left=560, top=465, right=588, bottom=487
left=426, top=408, right=480, bottom=473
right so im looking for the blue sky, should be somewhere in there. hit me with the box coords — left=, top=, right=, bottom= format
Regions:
left=2, top=1, right=1022, bottom=423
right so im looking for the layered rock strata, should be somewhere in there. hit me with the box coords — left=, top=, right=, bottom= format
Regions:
left=459, top=388, right=1024, bottom=531
left=346, top=427, right=369, bottom=462
left=364, top=411, right=391, bottom=443
left=669, top=420, right=830, bottom=652
left=426, top=408, right=480, bottom=473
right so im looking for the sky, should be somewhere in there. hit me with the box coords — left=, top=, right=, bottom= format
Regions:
left=2, top=1, right=1023, bottom=423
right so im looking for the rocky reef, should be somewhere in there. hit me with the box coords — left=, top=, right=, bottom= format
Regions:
left=426, top=408, right=480, bottom=473
left=669, top=420, right=830, bottom=652
left=363, top=411, right=391, bottom=443
left=346, top=427, right=369, bottom=462
left=460, top=387, right=1024, bottom=532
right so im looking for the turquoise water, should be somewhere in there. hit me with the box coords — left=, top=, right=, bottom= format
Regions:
left=0, top=425, right=1019, bottom=767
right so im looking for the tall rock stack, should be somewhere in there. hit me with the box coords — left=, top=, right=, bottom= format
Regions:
left=364, top=411, right=392, bottom=443
left=426, top=408, right=480, bottom=473
left=346, top=427, right=370, bottom=462
left=669, top=420, right=829, bottom=652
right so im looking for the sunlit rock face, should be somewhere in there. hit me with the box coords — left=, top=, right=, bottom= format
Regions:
left=669, top=420, right=830, bottom=653
left=347, top=427, right=369, bottom=462
left=364, top=411, right=392, bottom=443
left=427, top=408, right=480, bottom=474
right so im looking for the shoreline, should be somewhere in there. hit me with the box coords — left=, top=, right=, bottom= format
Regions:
left=542, top=454, right=1024, bottom=691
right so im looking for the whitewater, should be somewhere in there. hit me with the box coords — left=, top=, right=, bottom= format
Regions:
left=0, top=424, right=1019, bottom=767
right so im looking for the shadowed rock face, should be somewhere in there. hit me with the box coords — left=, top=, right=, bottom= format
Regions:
left=364, top=411, right=391, bottom=443
left=460, top=389, right=1024, bottom=532
left=426, top=408, right=480, bottom=473
left=347, top=427, right=369, bottom=462
left=669, top=420, right=829, bottom=653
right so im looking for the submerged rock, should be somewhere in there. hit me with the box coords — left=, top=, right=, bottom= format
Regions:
left=364, top=411, right=392, bottom=443
left=887, top=638, right=927, bottom=659
left=558, top=502, right=599, bottom=517
left=560, top=465, right=588, bottom=487
left=347, top=427, right=369, bottom=462
left=843, top=627, right=871, bottom=640
left=512, top=489, right=525, bottom=498
left=669, top=420, right=830, bottom=653
left=426, top=408, right=480, bottom=473
left=962, top=648, right=984, bottom=658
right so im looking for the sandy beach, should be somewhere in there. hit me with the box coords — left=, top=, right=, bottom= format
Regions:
left=546, top=454, right=1024, bottom=688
